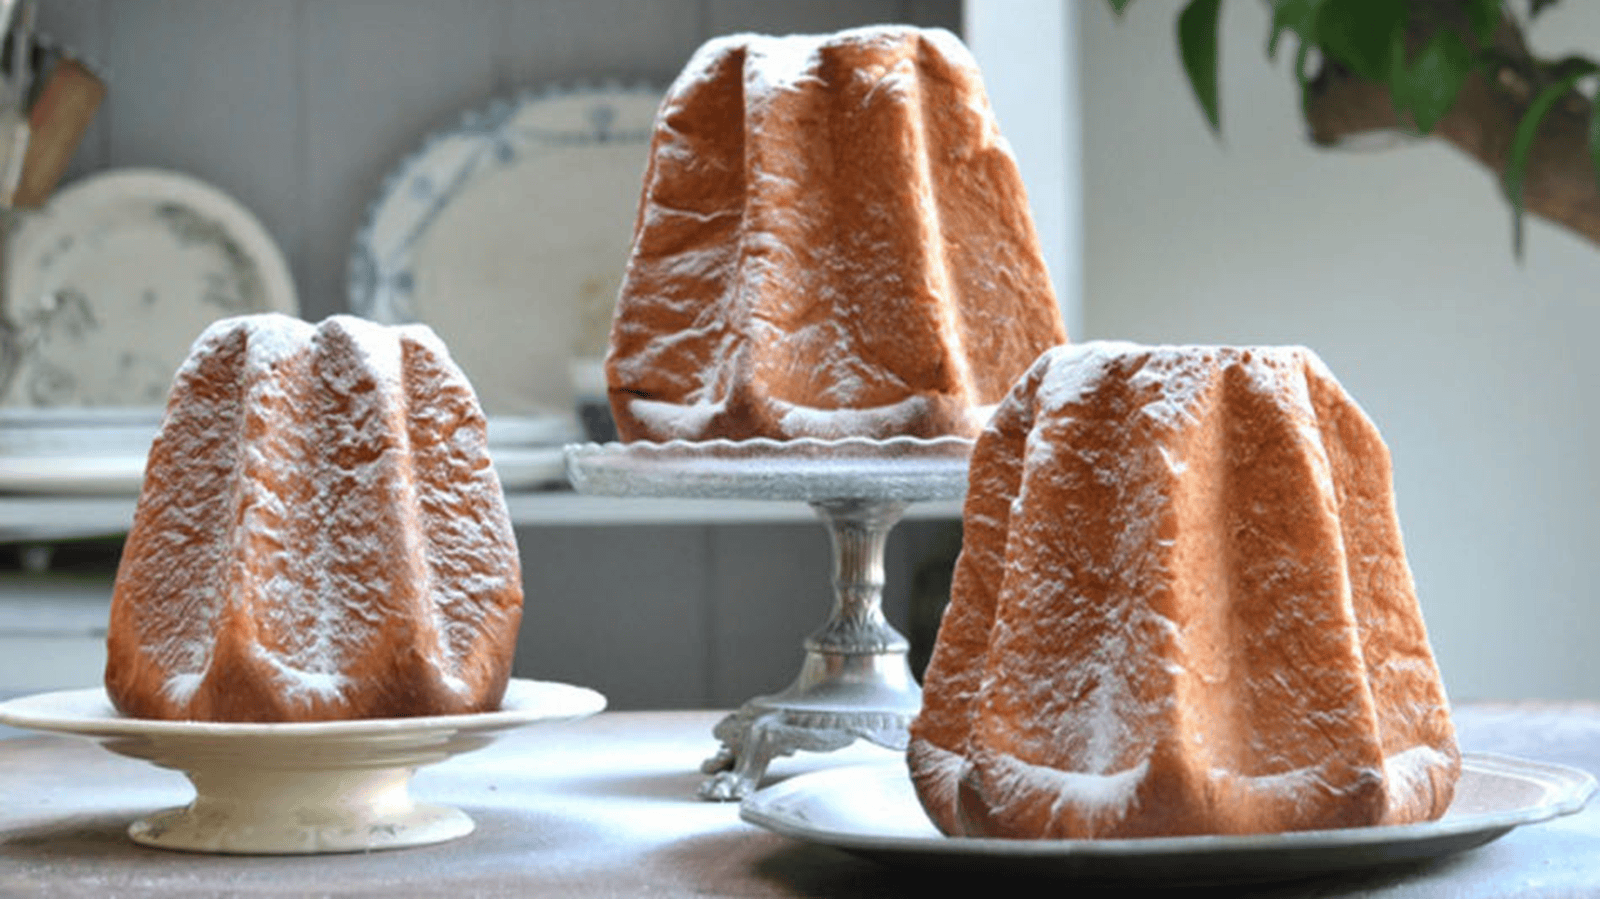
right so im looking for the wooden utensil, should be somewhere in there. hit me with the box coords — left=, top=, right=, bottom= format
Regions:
left=12, top=57, right=103, bottom=208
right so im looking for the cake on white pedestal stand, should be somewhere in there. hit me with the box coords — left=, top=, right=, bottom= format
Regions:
left=0, top=679, right=606, bottom=853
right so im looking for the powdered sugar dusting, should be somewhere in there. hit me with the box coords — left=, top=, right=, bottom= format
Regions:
left=774, top=395, right=930, bottom=438
left=743, top=32, right=824, bottom=96
left=983, top=752, right=1149, bottom=829
left=609, top=24, right=1064, bottom=444
left=1384, top=744, right=1455, bottom=800
left=110, top=313, right=522, bottom=720
left=627, top=397, right=725, bottom=439
left=911, top=340, right=1458, bottom=837
left=161, top=671, right=204, bottom=706
left=672, top=25, right=974, bottom=102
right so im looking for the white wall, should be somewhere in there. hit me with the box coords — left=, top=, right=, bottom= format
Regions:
left=964, top=0, right=1082, bottom=336
left=1079, top=1, right=1600, bottom=700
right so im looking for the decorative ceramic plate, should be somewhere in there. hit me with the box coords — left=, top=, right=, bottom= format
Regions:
left=490, top=445, right=567, bottom=491
left=0, top=168, right=297, bottom=409
left=0, top=679, right=607, bottom=854
left=349, top=83, right=660, bottom=421
left=741, top=757, right=1597, bottom=885
left=564, top=437, right=975, bottom=503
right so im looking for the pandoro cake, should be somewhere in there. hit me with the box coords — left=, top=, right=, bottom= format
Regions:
left=605, top=25, right=1068, bottom=442
left=908, top=342, right=1460, bottom=838
left=105, top=314, right=524, bottom=722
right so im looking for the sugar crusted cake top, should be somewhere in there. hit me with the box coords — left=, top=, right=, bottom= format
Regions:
left=606, top=25, right=1065, bottom=442
left=110, top=313, right=521, bottom=719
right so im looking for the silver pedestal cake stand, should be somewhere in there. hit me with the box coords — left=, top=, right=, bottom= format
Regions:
left=565, top=436, right=970, bottom=800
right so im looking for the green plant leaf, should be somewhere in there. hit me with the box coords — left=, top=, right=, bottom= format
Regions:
left=1393, top=30, right=1472, bottom=133
left=1268, top=0, right=1323, bottom=60
left=1315, top=0, right=1406, bottom=82
left=1591, top=89, right=1600, bottom=193
left=1295, top=40, right=1315, bottom=120
left=1506, top=67, right=1594, bottom=258
left=1530, top=0, right=1562, bottom=19
left=1107, top=0, right=1135, bottom=16
left=1465, top=0, right=1501, bottom=45
left=1179, top=0, right=1225, bottom=135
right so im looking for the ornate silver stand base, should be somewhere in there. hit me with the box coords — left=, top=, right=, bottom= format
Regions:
left=698, top=498, right=920, bottom=801
left=564, top=437, right=971, bottom=801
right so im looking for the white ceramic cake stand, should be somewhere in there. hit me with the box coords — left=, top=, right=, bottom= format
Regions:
left=565, top=436, right=970, bottom=800
left=0, top=679, right=605, bottom=854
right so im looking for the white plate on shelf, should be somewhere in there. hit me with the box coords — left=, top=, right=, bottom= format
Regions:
left=0, top=406, right=162, bottom=456
left=0, top=452, right=567, bottom=497
left=348, top=83, right=659, bottom=422
left=0, top=407, right=159, bottom=494
left=0, top=410, right=574, bottom=496
left=740, top=757, right=1596, bottom=885
left=490, top=445, right=567, bottom=491
left=1, top=168, right=298, bottom=409
left=0, top=679, right=607, bottom=854
left=0, top=450, right=568, bottom=496
left=0, top=453, right=146, bottom=495
left=486, top=412, right=581, bottom=448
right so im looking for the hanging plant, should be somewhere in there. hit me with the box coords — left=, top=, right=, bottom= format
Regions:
left=1111, top=0, right=1600, bottom=257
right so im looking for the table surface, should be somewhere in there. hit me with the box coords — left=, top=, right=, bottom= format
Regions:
left=1, top=704, right=1597, bottom=898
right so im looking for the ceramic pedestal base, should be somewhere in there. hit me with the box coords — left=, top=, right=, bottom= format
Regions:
left=128, top=765, right=473, bottom=854
left=0, top=679, right=607, bottom=854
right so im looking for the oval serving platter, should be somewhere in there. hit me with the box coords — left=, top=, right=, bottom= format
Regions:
left=348, top=83, right=660, bottom=422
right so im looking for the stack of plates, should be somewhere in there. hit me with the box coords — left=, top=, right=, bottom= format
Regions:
left=484, top=412, right=581, bottom=490
left=0, top=160, right=579, bottom=498
left=0, top=167, right=299, bottom=499
left=0, top=408, right=577, bottom=497
left=0, top=406, right=162, bottom=495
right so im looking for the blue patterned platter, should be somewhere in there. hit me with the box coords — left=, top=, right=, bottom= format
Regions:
left=348, top=83, right=660, bottom=423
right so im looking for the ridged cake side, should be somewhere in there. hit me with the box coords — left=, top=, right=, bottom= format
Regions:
left=606, top=25, right=1066, bottom=442
left=909, top=343, right=1458, bottom=838
left=105, top=314, right=523, bottom=721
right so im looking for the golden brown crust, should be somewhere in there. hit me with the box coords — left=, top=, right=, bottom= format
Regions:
left=606, top=27, right=1066, bottom=442
left=105, top=315, right=523, bottom=722
left=908, top=344, right=1459, bottom=838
